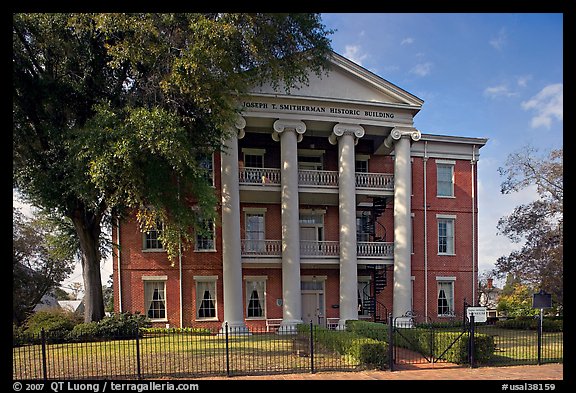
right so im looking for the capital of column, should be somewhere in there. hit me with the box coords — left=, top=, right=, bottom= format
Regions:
left=328, top=123, right=365, bottom=145
left=384, top=126, right=421, bottom=149
left=272, top=119, right=306, bottom=142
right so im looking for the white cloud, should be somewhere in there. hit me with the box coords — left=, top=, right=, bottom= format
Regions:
left=483, top=84, right=516, bottom=98
left=410, top=62, right=432, bottom=77
left=401, top=37, right=414, bottom=45
left=489, top=28, right=507, bottom=50
left=516, top=75, right=532, bottom=88
left=521, top=83, right=563, bottom=129
left=343, top=45, right=368, bottom=66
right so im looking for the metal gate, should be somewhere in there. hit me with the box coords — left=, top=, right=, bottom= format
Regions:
left=390, top=312, right=470, bottom=369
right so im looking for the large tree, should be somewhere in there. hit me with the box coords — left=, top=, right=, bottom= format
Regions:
left=493, top=145, right=563, bottom=310
left=13, top=13, right=333, bottom=322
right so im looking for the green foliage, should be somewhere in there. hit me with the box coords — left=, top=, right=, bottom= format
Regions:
left=495, top=317, right=563, bottom=332
left=345, top=320, right=389, bottom=342
left=496, top=283, right=540, bottom=318
left=13, top=14, right=333, bottom=321
left=298, top=323, right=388, bottom=369
left=23, top=309, right=82, bottom=343
left=142, top=327, right=211, bottom=335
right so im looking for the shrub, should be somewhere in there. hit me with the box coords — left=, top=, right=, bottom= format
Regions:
left=299, top=323, right=388, bottom=369
left=24, top=308, right=81, bottom=342
left=96, top=312, right=151, bottom=338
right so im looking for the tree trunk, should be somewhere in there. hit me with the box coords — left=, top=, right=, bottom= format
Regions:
left=71, top=208, right=105, bottom=323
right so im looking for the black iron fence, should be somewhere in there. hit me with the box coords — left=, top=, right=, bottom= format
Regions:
left=13, top=323, right=363, bottom=380
left=389, top=313, right=563, bottom=369
left=13, top=317, right=563, bottom=380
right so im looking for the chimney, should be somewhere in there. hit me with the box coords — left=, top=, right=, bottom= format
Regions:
left=487, top=278, right=493, bottom=289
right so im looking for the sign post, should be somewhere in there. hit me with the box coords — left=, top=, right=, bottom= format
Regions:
left=532, top=290, right=552, bottom=365
left=466, top=307, right=487, bottom=323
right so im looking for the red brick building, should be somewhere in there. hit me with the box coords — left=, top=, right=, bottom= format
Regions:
left=112, top=51, right=487, bottom=332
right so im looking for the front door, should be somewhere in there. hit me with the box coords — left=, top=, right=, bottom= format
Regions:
left=301, top=288, right=325, bottom=326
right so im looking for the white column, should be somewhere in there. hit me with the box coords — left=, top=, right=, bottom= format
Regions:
left=273, top=119, right=306, bottom=334
left=220, top=116, right=250, bottom=334
left=330, top=123, right=364, bottom=329
left=387, top=127, right=421, bottom=325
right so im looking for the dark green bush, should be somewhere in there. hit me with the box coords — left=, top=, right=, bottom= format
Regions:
left=495, top=317, right=563, bottom=332
left=23, top=308, right=81, bottom=343
left=299, top=323, right=388, bottom=369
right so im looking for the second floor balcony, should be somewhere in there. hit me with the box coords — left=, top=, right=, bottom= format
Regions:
left=240, top=239, right=394, bottom=263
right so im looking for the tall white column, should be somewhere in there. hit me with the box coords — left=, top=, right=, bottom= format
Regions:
left=272, top=119, right=306, bottom=334
left=220, top=117, right=250, bottom=334
left=330, top=123, right=364, bottom=329
left=387, top=127, right=421, bottom=325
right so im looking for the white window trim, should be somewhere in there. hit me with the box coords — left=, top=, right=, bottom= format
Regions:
left=436, top=161, right=455, bottom=198
left=436, top=278, right=456, bottom=318
left=194, top=218, right=217, bottom=252
left=143, top=278, right=168, bottom=322
left=437, top=216, right=456, bottom=256
left=244, top=276, right=268, bottom=320
left=142, top=223, right=165, bottom=252
left=194, top=276, right=218, bottom=321
left=242, top=148, right=266, bottom=168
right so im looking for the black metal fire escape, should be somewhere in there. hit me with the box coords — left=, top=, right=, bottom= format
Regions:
left=361, top=196, right=389, bottom=323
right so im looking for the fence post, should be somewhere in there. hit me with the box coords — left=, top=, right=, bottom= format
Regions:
left=225, top=322, right=230, bottom=377
left=388, top=313, right=394, bottom=372
left=537, top=309, right=543, bottom=365
left=135, top=329, right=141, bottom=379
left=40, top=328, right=47, bottom=381
left=469, top=315, right=475, bottom=368
left=309, top=321, right=314, bottom=374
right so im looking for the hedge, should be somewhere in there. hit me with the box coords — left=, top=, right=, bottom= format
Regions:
left=297, top=323, right=388, bottom=369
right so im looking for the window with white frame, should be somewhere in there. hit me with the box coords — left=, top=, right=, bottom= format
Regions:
left=245, top=212, right=265, bottom=252
left=143, top=222, right=163, bottom=250
left=355, top=158, right=369, bottom=173
left=199, top=153, right=214, bottom=186
left=245, top=278, right=266, bottom=318
left=437, top=215, right=455, bottom=255
left=195, top=218, right=215, bottom=251
left=143, top=278, right=167, bottom=320
left=437, top=278, right=455, bottom=316
left=243, top=148, right=265, bottom=168
left=437, top=161, right=455, bottom=197
left=195, top=278, right=217, bottom=319
left=356, top=213, right=371, bottom=242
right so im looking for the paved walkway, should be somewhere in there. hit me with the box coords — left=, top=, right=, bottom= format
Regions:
left=194, top=363, right=563, bottom=381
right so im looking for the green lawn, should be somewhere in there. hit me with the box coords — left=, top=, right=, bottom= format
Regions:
left=13, top=332, right=359, bottom=380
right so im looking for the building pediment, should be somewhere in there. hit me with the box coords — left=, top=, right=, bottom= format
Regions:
left=247, top=51, right=423, bottom=110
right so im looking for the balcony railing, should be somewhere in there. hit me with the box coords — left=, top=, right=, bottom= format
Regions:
left=239, top=167, right=394, bottom=191
left=241, top=239, right=393, bottom=259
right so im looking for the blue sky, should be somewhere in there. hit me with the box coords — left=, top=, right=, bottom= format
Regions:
left=321, top=13, right=563, bottom=283
left=14, top=13, right=563, bottom=293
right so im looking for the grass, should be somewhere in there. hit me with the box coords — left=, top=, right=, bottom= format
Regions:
left=13, top=327, right=563, bottom=380
left=12, top=331, right=361, bottom=380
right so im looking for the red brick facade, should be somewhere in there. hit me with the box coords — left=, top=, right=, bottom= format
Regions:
left=113, top=141, right=482, bottom=328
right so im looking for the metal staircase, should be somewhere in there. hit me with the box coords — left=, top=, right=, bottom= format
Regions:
left=361, top=196, right=389, bottom=323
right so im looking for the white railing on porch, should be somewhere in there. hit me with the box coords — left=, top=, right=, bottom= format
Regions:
left=239, top=167, right=394, bottom=190
left=239, top=167, right=281, bottom=185
left=241, top=239, right=393, bottom=259
left=298, top=169, right=339, bottom=187
left=355, top=172, right=394, bottom=190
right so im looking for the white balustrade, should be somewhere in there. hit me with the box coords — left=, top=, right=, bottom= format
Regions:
left=239, top=167, right=281, bottom=185
left=241, top=239, right=393, bottom=259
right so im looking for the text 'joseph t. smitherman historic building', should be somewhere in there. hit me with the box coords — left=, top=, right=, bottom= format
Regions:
left=113, top=51, right=487, bottom=332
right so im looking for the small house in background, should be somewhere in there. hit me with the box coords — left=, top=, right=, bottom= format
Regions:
left=479, top=278, right=502, bottom=323
left=58, top=299, right=85, bottom=316
left=32, top=291, right=60, bottom=312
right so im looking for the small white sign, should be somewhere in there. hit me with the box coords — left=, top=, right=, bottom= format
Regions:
left=466, top=307, right=487, bottom=323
